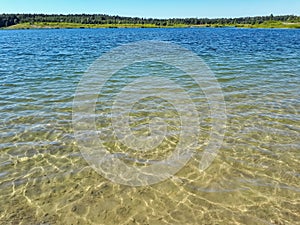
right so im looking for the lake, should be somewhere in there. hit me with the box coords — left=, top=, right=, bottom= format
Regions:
left=0, top=28, right=299, bottom=224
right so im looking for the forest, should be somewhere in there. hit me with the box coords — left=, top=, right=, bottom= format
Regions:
left=1, top=13, right=300, bottom=28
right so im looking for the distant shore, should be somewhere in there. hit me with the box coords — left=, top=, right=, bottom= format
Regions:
left=1, top=14, right=300, bottom=30
left=3, top=21, right=300, bottom=29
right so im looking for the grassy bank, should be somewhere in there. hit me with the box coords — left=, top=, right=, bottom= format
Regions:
left=3, top=21, right=300, bottom=29
left=194, top=21, right=300, bottom=29
left=235, top=21, right=300, bottom=28
left=4, top=22, right=188, bottom=29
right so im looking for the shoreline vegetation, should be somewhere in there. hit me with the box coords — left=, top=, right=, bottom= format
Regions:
left=1, top=14, right=300, bottom=29
left=4, top=21, right=300, bottom=29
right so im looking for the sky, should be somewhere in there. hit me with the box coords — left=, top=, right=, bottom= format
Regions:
left=1, top=0, right=299, bottom=19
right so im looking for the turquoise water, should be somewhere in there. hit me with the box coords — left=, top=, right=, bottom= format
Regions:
left=0, top=28, right=299, bottom=224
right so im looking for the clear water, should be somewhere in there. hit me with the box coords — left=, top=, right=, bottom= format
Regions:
left=0, top=28, right=299, bottom=224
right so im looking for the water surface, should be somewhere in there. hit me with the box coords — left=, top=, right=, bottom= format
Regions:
left=0, top=28, right=299, bottom=224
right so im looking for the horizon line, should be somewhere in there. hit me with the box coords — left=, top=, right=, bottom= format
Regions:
left=1, top=12, right=299, bottom=20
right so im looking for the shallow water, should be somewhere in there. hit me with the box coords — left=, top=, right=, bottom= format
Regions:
left=0, top=28, right=299, bottom=224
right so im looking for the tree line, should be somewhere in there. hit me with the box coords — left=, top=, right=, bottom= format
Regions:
left=1, top=13, right=300, bottom=28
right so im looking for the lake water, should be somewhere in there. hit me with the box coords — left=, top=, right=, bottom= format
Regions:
left=0, top=28, right=299, bottom=224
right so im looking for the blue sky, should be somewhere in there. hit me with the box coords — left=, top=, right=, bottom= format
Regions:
left=1, top=0, right=299, bottom=18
